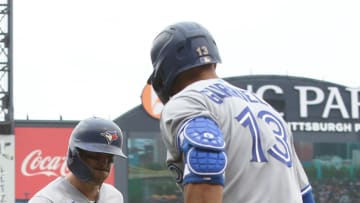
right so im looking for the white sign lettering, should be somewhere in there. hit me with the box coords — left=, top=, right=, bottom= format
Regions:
left=288, top=122, right=352, bottom=132
left=323, top=87, right=349, bottom=118
left=21, top=149, right=69, bottom=177
left=293, top=86, right=325, bottom=118
left=246, top=84, right=360, bottom=120
left=347, top=87, right=360, bottom=119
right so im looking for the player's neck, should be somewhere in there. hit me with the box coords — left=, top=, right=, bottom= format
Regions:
left=172, top=65, right=218, bottom=95
left=65, top=173, right=100, bottom=201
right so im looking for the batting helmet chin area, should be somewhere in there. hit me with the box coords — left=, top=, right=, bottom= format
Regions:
left=67, top=116, right=126, bottom=182
left=148, top=21, right=222, bottom=104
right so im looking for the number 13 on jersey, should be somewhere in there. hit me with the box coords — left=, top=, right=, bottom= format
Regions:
left=235, top=107, right=292, bottom=167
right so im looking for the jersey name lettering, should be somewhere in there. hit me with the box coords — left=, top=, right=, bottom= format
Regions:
left=201, top=82, right=268, bottom=106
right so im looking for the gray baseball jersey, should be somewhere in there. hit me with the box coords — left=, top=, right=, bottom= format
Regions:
left=28, top=177, right=124, bottom=203
left=160, top=78, right=311, bottom=203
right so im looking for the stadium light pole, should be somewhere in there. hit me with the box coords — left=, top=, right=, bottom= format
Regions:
left=0, top=0, right=15, bottom=203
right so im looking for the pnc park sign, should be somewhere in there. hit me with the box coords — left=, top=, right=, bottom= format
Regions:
left=142, top=75, right=360, bottom=135
left=226, top=75, right=360, bottom=135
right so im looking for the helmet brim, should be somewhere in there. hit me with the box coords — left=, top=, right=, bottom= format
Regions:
left=77, top=142, right=127, bottom=158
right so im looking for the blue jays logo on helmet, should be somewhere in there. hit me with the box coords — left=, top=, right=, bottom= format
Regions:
left=101, top=130, right=119, bottom=145
left=148, top=21, right=221, bottom=104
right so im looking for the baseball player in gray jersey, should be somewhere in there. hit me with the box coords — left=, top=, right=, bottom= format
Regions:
left=147, top=21, right=316, bottom=203
left=28, top=117, right=127, bottom=203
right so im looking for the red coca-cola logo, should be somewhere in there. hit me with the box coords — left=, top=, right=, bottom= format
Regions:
left=21, top=149, right=69, bottom=177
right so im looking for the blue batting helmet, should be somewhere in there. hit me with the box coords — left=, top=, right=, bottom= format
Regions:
left=67, top=116, right=126, bottom=182
left=148, top=21, right=222, bottom=103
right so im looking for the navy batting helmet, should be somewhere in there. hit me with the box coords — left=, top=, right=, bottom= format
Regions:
left=67, top=116, right=126, bottom=182
left=148, top=21, right=222, bottom=103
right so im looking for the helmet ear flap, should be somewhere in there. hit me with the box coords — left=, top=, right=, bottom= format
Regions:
left=66, top=147, right=75, bottom=165
left=67, top=147, right=93, bottom=182
left=150, top=65, right=169, bottom=103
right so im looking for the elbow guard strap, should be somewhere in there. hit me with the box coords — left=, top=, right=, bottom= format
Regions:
left=177, top=116, right=227, bottom=185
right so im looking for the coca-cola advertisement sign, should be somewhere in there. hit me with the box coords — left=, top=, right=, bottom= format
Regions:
left=21, top=149, right=69, bottom=177
left=15, top=127, right=115, bottom=200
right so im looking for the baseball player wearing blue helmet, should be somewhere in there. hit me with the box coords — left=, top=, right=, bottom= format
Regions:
left=148, top=21, right=316, bottom=203
left=29, top=116, right=127, bottom=203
